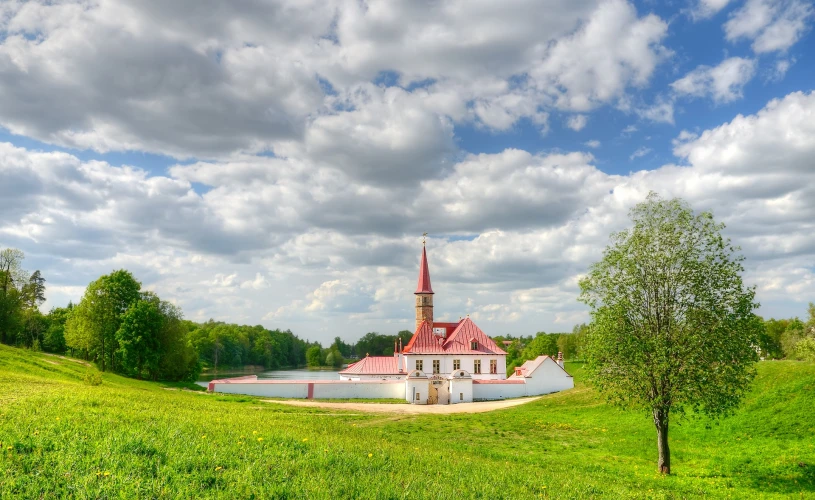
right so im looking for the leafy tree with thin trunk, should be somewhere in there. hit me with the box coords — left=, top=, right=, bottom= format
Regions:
left=579, top=193, right=760, bottom=475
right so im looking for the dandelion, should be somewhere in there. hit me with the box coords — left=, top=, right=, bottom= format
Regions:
left=368, top=453, right=373, bottom=458
left=201, top=435, right=207, bottom=439
left=215, top=466, right=223, bottom=471
left=103, top=472, right=110, bottom=477
left=56, top=417, right=60, bottom=421
left=252, top=431, right=258, bottom=435
left=257, top=437, right=264, bottom=442
left=302, top=438, right=308, bottom=442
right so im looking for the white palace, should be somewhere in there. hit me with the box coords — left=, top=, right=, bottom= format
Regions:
left=209, top=242, right=573, bottom=404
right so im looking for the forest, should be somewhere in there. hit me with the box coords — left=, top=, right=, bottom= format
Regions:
left=1, top=246, right=813, bottom=383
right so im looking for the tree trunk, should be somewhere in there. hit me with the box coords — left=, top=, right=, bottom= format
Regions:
left=100, top=335, right=106, bottom=372
left=653, top=408, right=670, bottom=474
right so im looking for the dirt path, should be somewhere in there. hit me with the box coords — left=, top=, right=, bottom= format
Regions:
left=261, top=396, right=542, bottom=414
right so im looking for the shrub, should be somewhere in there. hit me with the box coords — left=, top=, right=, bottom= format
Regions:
left=83, top=366, right=103, bottom=386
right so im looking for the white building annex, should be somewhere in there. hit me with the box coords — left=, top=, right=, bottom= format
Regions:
left=209, top=241, right=574, bottom=404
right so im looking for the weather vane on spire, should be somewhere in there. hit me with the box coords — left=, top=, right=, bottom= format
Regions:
left=422, top=232, right=428, bottom=246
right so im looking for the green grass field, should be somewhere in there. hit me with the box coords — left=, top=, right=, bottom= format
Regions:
left=1, top=345, right=813, bottom=499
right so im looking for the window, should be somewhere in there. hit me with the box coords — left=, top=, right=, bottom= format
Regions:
left=453, top=359, right=460, bottom=370
left=432, top=360, right=440, bottom=374
left=416, top=360, right=423, bottom=371
left=415, top=393, right=420, bottom=401
left=474, top=360, right=481, bottom=374
left=460, top=392, right=463, bottom=401
left=470, top=341, right=478, bottom=350
left=490, top=359, right=497, bottom=374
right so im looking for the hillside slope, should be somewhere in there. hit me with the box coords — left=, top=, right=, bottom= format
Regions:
left=0, top=344, right=813, bottom=498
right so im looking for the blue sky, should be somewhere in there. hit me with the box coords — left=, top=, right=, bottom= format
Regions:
left=1, top=0, right=814, bottom=342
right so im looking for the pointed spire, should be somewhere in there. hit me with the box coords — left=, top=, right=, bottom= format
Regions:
left=415, top=240, right=434, bottom=294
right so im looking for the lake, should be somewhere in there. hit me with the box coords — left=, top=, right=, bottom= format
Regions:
left=196, top=368, right=341, bottom=388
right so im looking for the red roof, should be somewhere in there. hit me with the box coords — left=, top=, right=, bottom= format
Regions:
left=403, top=318, right=507, bottom=355
left=338, top=356, right=401, bottom=375
left=472, top=379, right=525, bottom=384
left=403, top=321, right=445, bottom=353
left=442, top=318, right=507, bottom=354
left=415, top=245, right=433, bottom=294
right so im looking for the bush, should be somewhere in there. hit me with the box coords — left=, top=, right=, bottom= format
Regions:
left=794, top=337, right=815, bottom=362
left=83, top=367, right=103, bottom=386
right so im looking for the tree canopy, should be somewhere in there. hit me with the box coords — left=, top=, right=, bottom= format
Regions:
left=579, top=193, right=759, bottom=474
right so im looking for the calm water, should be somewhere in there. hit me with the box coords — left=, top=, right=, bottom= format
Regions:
left=196, top=368, right=341, bottom=388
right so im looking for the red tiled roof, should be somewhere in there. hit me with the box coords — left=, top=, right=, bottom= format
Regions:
left=338, top=356, right=401, bottom=375
left=403, top=318, right=507, bottom=355
left=415, top=245, right=433, bottom=294
left=442, top=318, right=507, bottom=355
left=472, top=379, right=525, bottom=384
left=403, top=321, right=446, bottom=353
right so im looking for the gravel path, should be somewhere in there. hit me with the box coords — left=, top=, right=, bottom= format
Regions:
left=261, top=396, right=542, bottom=414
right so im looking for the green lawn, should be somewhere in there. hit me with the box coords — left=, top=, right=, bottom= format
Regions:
left=0, top=345, right=813, bottom=498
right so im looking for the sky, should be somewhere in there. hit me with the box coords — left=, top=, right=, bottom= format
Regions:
left=1, top=0, right=814, bottom=344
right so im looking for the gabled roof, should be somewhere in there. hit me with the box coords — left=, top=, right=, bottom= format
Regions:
left=403, top=321, right=445, bottom=353
left=510, top=355, right=572, bottom=378
left=415, top=245, right=433, bottom=294
left=403, top=318, right=507, bottom=355
left=442, top=318, right=507, bottom=354
left=338, top=356, right=400, bottom=375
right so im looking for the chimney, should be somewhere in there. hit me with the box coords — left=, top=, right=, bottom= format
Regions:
left=557, top=351, right=564, bottom=369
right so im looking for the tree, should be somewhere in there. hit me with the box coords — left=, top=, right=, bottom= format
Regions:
left=306, top=345, right=322, bottom=367
left=0, top=248, right=27, bottom=345
left=116, top=299, right=163, bottom=379
left=579, top=193, right=759, bottom=475
left=65, top=270, right=141, bottom=371
left=43, top=304, right=72, bottom=353
left=521, top=333, right=559, bottom=360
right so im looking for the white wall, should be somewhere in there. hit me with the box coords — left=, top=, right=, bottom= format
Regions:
left=472, top=382, right=526, bottom=401
left=340, top=374, right=406, bottom=381
left=523, top=357, right=575, bottom=396
left=403, top=354, right=507, bottom=380
left=449, top=378, right=473, bottom=403
left=406, top=379, right=429, bottom=404
left=212, top=381, right=309, bottom=398
left=313, top=381, right=403, bottom=399
left=212, top=380, right=403, bottom=399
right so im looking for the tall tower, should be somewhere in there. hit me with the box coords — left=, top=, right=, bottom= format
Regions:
left=415, top=236, right=434, bottom=330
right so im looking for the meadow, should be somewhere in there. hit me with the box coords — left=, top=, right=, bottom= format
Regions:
left=0, top=344, right=813, bottom=499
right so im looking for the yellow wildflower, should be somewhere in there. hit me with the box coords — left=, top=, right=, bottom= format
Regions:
left=302, top=438, right=308, bottom=442
left=201, top=435, right=207, bottom=439
left=252, top=431, right=258, bottom=435
left=6, top=446, right=12, bottom=450
left=103, top=472, right=110, bottom=477
left=257, top=437, right=264, bottom=442
left=215, top=466, right=223, bottom=471
left=368, top=453, right=373, bottom=458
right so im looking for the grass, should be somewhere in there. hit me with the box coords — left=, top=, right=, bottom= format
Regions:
left=0, top=344, right=813, bottom=498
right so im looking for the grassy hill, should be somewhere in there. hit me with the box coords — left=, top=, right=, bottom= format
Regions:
left=0, top=344, right=813, bottom=498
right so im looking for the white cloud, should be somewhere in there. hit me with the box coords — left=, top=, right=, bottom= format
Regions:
left=584, top=140, right=601, bottom=148
left=530, top=0, right=671, bottom=111
left=724, top=0, right=814, bottom=53
left=766, top=58, right=795, bottom=82
left=566, top=114, right=588, bottom=131
left=636, top=97, right=675, bottom=124
left=671, top=56, right=756, bottom=103
left=240, top=273, right=269, bottom=290
left=693, top=0, right=736, bottom=19
left=630, top=147, right=652, bottom=160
